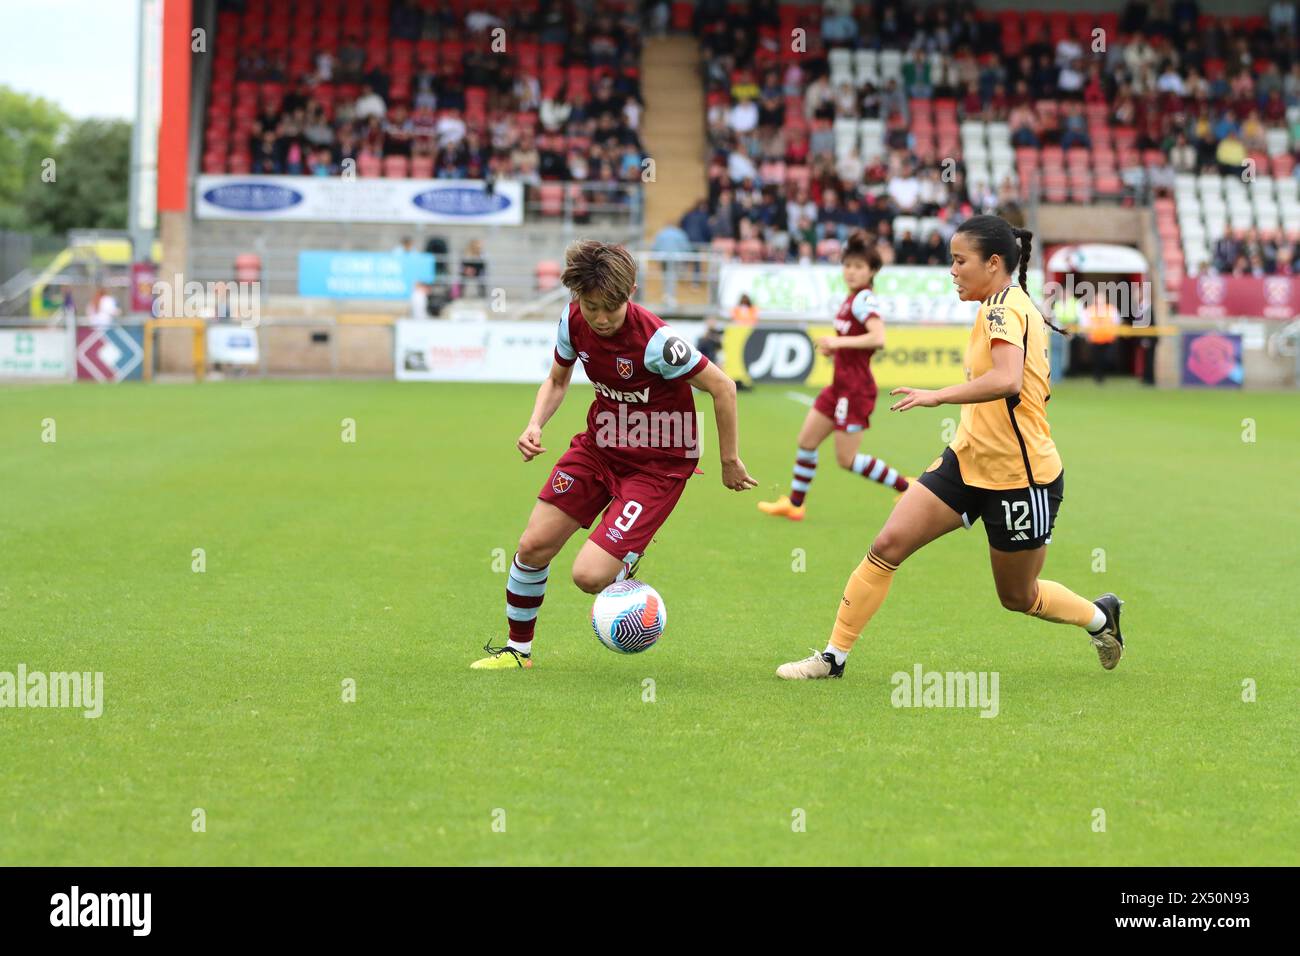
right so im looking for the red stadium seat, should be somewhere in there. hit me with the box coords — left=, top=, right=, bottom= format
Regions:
left=784, top=165, right=811, bottom=191
left=535, top=259, right=562, bottom=291
left=383, top=156, right=410, bottom=178
left=410, top=155, right=434, bottom=179
left=538, top=184, right=564, bottom=216
left=737, top=239, right=764, bottom=262
left=516, top=41, right=539, bottom=75
left=1112, top=127, right=1138, bottom=149
left=416, top=39, right=437, bottom=69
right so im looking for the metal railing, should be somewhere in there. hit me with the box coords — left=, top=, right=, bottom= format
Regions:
left=1267, top=317, right=1300, bottom=383
left=523, top=181, right=644, bottom=230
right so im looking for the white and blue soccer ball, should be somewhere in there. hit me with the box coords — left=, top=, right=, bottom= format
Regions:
left=591, top=581, right=666, bottom=654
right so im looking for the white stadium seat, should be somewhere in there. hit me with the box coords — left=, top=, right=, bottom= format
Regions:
left=1266, top=128, right=1290, bottom=157
left=853, top=49, right=879, bottom=86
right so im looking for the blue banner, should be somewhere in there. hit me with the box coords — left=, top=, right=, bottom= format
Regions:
left=298, top=251, right=435, bottom=299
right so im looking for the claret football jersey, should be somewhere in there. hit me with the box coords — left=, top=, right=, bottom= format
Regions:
left=554, top=300, right=710, bottom=468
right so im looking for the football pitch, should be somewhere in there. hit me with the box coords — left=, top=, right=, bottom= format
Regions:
left=1, top=378, right=1296, bottom=866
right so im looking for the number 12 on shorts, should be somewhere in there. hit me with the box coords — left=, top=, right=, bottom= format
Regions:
left=1001, top=499, right=1030, bottom=531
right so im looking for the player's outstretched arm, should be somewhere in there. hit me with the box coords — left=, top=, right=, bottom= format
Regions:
left=690, top=361, right=758, bottom=491
left=518, top=359, right=574, bottom=461
left=890, top=339, right=1024, bottom=411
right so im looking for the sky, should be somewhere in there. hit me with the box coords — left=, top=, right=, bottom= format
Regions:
left=0, top=0, right=138, bottom=120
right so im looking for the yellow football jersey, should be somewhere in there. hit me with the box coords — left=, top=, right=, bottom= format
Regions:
left=949, top=283, right=1062, bottom=490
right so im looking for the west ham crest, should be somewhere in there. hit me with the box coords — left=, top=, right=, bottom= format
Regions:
left=552, top=470, right=574, bottom=494
left=615, top=356, right=634, bottom=379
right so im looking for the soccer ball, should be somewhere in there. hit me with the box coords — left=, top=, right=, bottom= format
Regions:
left=591, top=581, right=666, bottom=654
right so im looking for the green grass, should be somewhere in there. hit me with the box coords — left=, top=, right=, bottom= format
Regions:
left=0, top=378, right=1296, bottom=866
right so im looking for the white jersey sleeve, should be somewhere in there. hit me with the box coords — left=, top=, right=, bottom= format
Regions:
left=851, top=289, right=882, bottom=322
left=554, top=302, right=576, bottom=365
left=643, top=325, right=706, bottom=380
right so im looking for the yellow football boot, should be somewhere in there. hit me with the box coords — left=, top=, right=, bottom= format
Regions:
left=757, top=494, right=806, bottom=521
left=470, top=642, right=533, bottom=670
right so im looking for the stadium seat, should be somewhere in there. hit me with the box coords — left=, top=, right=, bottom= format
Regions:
left=784, top=165, right=811, bottom=191
left=538, top=184, right=564, bottom=217
left=535, top=260, right=562, bottom=291
left=853, top=49, right=879, bottom=86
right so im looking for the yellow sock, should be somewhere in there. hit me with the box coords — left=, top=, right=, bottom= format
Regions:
left=1027, top=580, right=1098, bottom=628
left=829, top=550, right=898, bottom=653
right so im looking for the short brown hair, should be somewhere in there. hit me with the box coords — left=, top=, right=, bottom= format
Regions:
left=842, top=229, right=883, bottom=273
left=561, top=240, right=638, bottom=311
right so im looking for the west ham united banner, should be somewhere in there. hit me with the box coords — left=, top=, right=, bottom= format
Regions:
left=195, top=176, right=524, bottom=225
left=1177, top=274, right=1300, bottom=319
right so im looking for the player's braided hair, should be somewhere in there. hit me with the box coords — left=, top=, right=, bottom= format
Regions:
left=955, top=215, right=1067, bottom=336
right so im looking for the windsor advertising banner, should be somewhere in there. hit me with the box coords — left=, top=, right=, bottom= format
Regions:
left=299, top=251, right=435, bottom=298
left=718, top=264, right=1044, bottom=323
left=1177, top=274, right=1300, bottom=319
left=0, top=328, right=71, bottom=379
left=395, top=320, right=706, bottom=383
left=196, top=176, right=524, bottom=225
left=723, top=323, right=969, bottom=389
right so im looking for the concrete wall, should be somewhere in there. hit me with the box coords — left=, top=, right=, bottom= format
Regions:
left=1036, top=205, right=1145, bottom=247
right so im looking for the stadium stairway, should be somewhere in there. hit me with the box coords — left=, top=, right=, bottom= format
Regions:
left=639, top=36, right=706, bottom=242
left=638, top=35, right=708, bottom=309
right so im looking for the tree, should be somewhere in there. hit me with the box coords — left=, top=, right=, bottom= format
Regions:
left=25, top=117, right=132, bottom=235
left=0, top=85, right=67, bottom=232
